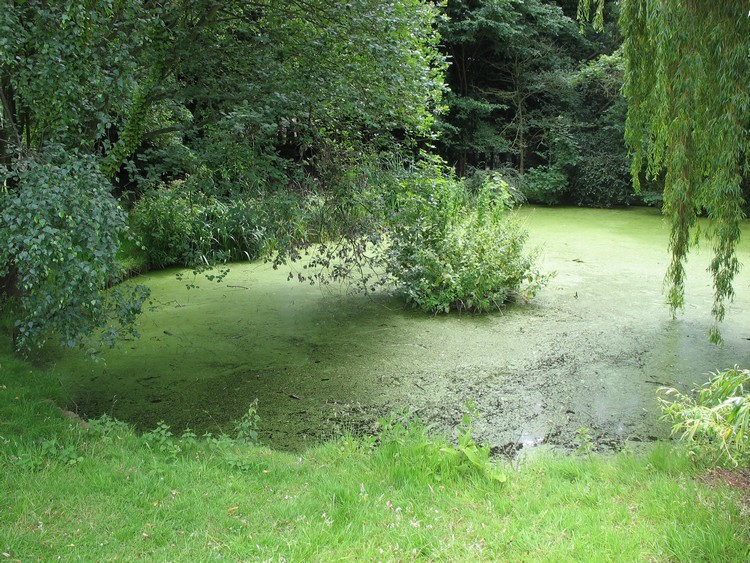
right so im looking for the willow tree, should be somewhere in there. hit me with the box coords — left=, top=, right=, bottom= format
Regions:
left=581, top=0, right=750, bottom=343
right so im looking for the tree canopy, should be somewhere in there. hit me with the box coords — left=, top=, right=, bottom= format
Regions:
left=438, top=0, right=583, bottom=176
left=437, top=0, right=632, bottom=207
left=0, top=0, right=445, bottom=352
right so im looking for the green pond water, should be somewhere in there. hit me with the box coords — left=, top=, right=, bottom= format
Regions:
left=44, top=206, right=750, bottom=453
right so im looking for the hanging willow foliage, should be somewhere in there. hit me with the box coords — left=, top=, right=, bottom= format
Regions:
left=582, top=1, right=750, bottom=343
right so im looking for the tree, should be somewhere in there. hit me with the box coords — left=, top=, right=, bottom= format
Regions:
left=0, top=1, right=157, bottom=352
left=568, top=49, right=635, bottom=207
left=123, top=0, right=446, bottom=269
left=581, top=0, right=750, bottom=342
left=1, top=0, right=446, bottom=352
left=436, top=0, right=624, bottom=209
left=0, top=149, right=149, bottom=352
left=439, top=0, right=583, bottom=176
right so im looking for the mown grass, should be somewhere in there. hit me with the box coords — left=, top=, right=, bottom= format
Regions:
left=1, top=343, right=749, bottom=561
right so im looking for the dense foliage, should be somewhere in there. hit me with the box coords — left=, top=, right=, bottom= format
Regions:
left=437, top=0, right=634, bottom=208
left=130, top=187, right=268, bottom=269
left=660, top=367, right=750, bottom=466
left=437, top=0, right=580, bottom=175
left=385, top=160, right=548, bottom=313
left=140, top=0, right=445, bottom=198
left=0, top=0, right=446, bottom=351
left=0, top=149, right=148, bottom=351
left=568, top=50, right=635, bottom=207
left=0, top=1, right=156, bottom=352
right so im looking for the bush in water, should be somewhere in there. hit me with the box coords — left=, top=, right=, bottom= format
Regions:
left=385, top=159, right=550, bottom=313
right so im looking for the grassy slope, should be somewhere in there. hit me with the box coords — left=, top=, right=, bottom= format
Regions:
left=1, top=343, right=749, bottom=561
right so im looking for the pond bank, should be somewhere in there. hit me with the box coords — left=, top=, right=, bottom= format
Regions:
left=44, top=206, right=750, bottom=453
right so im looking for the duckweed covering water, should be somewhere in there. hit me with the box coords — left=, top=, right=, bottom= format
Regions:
left=44, top=207, right=750, bottom=452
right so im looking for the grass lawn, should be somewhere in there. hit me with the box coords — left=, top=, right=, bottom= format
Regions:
left=1, top=344, right=749, bottom=561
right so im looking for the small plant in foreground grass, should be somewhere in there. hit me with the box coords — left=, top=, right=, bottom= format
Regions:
left=575, top=427, right=595, bottom=457
left=88, top=413, right=131, bottom=439
left=181, top=428, right=198, bottom=447
left=5, top=436, right=84, bottom=470
left=144, top=421, right=174, bottom=447
left=142, top=421, right=211, bottom=460
left=659, top=366, right=750, bottom=465
left=374, top=404, right=507, bottom=485
left=6, top=451, right=44, bottom=471
left=375, top=411, right=435, bottom=454
left=442, top=402, right=507, bottom=484
left=41, top=437, right=85, bottom=466
left=143, top=421, right=190, bottom=460
left=233, top=401, right=261, bottom=444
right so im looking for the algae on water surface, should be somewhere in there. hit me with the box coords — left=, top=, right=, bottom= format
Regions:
left=47, top=207, right=750, bottom=452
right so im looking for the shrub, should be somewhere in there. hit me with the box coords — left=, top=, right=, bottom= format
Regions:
left=385, top=161, right=549, bottom=313
left=521, top=165, right=568, bottom=205
left=569, top=51, right=636, bottom=207
left=129, top=186, right=202, bottom=269
left=570, top=146, right=633, bottom=207
left=464, top=168, right=525, bottom=206
left=129, top=185, right=268, bottom=269
left=0, top=148, right=149, bottom=352
left=659, top=367, right=750, bottom=465
left=200, top=197, right=268, bottom=263
left=569, top=114, right=634, bottom=207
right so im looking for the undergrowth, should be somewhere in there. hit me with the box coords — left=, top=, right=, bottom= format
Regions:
left=1, top=345, right=749, bottom=561
left=660, top=366, right=750, bottom=465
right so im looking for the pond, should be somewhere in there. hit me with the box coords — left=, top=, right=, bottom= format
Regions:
left=45, top=206, right=750, bottom=454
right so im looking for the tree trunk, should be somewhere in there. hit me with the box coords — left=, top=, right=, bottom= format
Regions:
left=518, top=103, right=525, bottom=175
left=458, top=150, right=467, bottom=178
left=0, top=266, right=21, bottom=347
left=0, top=72, right=20, bottom=166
